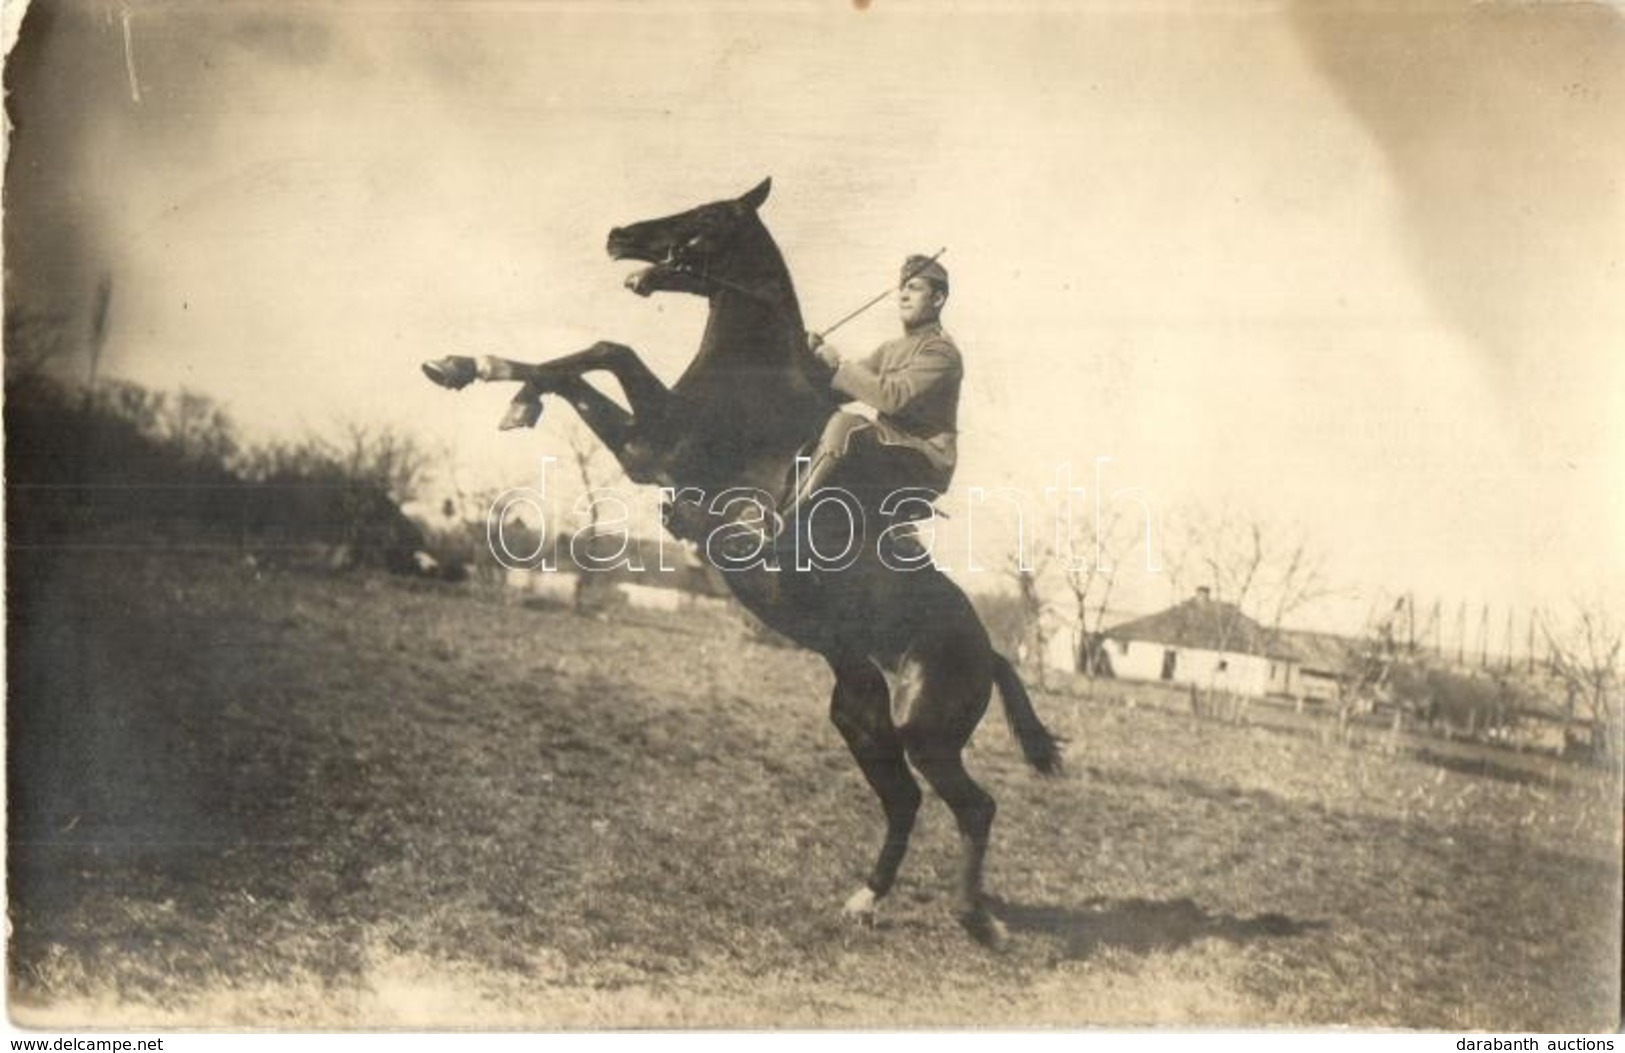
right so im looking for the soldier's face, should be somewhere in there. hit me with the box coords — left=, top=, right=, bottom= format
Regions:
left=898, top=277, right=945, bottom=328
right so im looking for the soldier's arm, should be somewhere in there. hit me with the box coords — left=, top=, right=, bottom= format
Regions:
left=830, top=343, right=960, bottom=417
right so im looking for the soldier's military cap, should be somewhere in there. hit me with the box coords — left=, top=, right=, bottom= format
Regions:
left=900, top=254, right=949, bottom=295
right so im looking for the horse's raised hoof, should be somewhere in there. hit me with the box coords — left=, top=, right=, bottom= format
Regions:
left=499, top=397, right=544, bottom=431
left=842, top=886, right=880, bottom=926
left=959, top=908, right=1009, bottom=950
left=422, top=356, right=479, bottom=390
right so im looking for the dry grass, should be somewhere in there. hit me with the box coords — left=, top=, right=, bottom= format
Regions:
left=8, top=553, right=1620, bottom=1029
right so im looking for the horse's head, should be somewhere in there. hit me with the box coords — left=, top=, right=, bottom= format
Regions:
left=607, top=178, right=776, bottom=299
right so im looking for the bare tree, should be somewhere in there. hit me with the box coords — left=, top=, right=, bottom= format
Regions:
left=3, top=310, right=74, bottom=391
left=1261, top=527, right=1332, bottom=632
left=1168, top=503, right=1332, bottom=641
left=564, top=420, right=613, bottom=535
left=1328, top=595, right=1407, bottom=746
left=562, top=419, right=629, bottom=613
left=432, top=442, right=513, bottom=587
left=1539, top=601, right=1622, bottom=760
left=1063, top=503, right=1137, bottom=676
left=234, top=423, right=430, bottom=569
left=1199, top=515, right=1266, bottom=655
left=1163, top=502, right=1333, bottom=722
left=1005, top=540, right=1059, bottom=689
left=163, top=388, right=240, bottom=467
left=337, top=422, right=430, bottom=504
left=1159, top=509, right=1194, bottom=609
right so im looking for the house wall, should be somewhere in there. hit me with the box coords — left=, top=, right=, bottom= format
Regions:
left=1108, top=638, right=1276, bottom=697
left=1188, top=647, right=1273, bottom=697
left=1296, top=668, right=1342, bottom=703
left=620, top=582, right=730, bottom=614
left=506, top=568, right=731, bottom=614
left=622, top=582, right=681, bottom=612
left=1110, top=638, right=1171, bottom=682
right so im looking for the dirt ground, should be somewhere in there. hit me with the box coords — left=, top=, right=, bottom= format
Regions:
left=7, top=553, right=1621, bottom=1029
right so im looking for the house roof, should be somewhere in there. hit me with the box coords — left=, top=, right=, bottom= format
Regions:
left=1105, top=595, right=1289, bottom=658
left=1105, top=593, right=1361, bottom=672
left=1274, top=630, right=1358, bottom=675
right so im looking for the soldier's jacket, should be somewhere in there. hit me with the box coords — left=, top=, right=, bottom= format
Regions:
left=829, top=322, right=962, bottom=490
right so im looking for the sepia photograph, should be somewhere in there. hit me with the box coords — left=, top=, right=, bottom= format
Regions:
left=4, top=0, right=1622, bottom=1034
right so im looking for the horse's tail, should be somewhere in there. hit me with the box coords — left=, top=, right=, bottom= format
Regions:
left=992, top=652, right=1065, bottom=776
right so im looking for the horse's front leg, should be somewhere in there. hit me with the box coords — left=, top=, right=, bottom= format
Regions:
left=424, top=340, right=668, bottom=423
left=828, top=659, right=921, bottom=926
left=422, top=342, right=672, bottom=483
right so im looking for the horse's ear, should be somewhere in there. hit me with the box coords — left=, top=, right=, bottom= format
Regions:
left=739, top=177, right=772, bottom=211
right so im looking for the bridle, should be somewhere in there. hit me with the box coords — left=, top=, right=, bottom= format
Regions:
left=662, top=232, right=783, bottom=311
left=658, top=226, right=947, bottom=339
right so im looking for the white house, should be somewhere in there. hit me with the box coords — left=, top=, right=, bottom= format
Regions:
left=1099, top=588, right=1298, bottom=698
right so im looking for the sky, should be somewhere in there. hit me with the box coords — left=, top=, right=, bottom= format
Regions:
left=5, top=0, right=1622, bottom=637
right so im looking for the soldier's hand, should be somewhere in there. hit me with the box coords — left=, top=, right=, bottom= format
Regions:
left=807, top=331, right=841, bottom=369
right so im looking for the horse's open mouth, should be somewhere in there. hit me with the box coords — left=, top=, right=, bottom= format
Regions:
left=610, top=235, right=700, bottom=296
left=609, top=245, right=691, bottom=273
left=608, top=228, right=703, bottom=273
left=606, top=228, right=662, bottom=265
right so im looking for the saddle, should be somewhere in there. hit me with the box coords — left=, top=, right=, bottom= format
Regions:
left=765, top=445, right=945, bottom=568
left=777, top=439, right=946, bottom=524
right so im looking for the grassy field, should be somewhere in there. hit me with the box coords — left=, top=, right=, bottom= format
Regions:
left=7, top=553, right=1620, bottom=1029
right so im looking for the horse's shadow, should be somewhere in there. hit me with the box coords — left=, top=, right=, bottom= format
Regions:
left=988, top=895, right=1325, bottom=960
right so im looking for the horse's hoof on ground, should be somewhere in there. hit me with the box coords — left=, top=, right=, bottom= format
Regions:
left=499, top=398, right=544, bottom=431
left=422, top=356, right=478, bottom=390
left=959, top=909, right=1008, bottom=949
left=842, top=886, right=879, bottom=925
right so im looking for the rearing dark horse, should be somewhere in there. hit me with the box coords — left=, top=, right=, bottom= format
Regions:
left=423, top=178, right=1061, bottom=945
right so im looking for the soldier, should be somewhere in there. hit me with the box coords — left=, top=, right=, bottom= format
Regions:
left=784, top=254, right=962, bottom=536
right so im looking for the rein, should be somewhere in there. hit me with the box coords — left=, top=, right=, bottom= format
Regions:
left=662, top=242, right=783, bottom=312
left=672, top=243, right=950, bottom=340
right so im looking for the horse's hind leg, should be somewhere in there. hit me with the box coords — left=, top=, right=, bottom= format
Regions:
left=895, top=650, right=1006, bottom=947
left=828, top=659, right=921, bottom=921
left=906, top=746, right=1003, bottom=946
